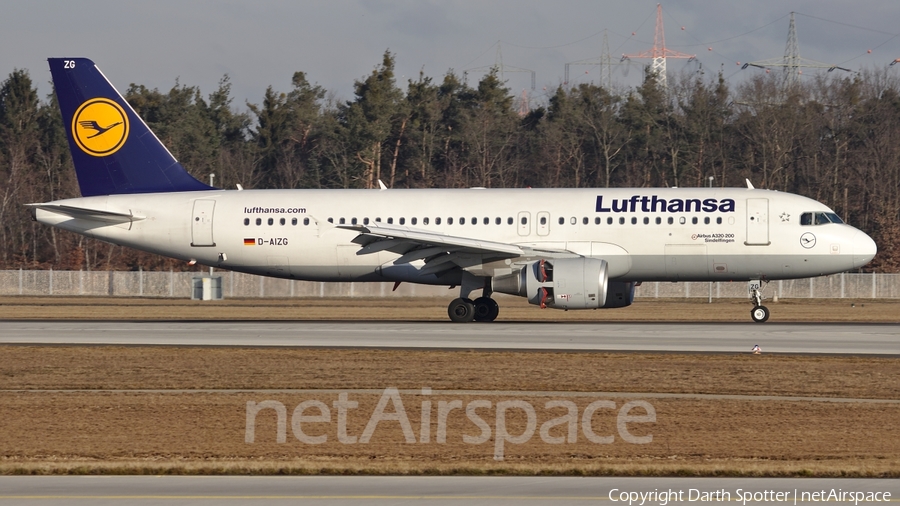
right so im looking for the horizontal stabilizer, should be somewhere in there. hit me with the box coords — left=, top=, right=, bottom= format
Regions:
left=26, top=203, right=144, bottom=223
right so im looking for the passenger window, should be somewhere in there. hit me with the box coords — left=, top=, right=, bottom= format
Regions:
left=280, top=218, right=286, bottom=225
left=448, top=217, right=453, bottom=225
left=387, top=217, right=393, bottom=224
left=268, top=218, right=274, bottom=226
left=679, top=217, right=686, bottom=225
left=244, top=218, right=249, bottom=226
left=668, top=217, right=674, bottom=225
left=495, top=217, right=501, bottom=225
left=291, top=217, right=297, bottom=226
left=483, top=217, right=489, bottom=225
left=256, top=218, right=262, bottom=226
left=521, top=216, right=527, bottom=225
left=558, top=217, right=564, bottom=225
left=595, top=217, right=601, bottom=225
left=508, top=217, right=513, bottom=225
left=619, top=217, right=625, bottom=225
left=436, top=217, right=441, bottom=225
left=704, top=217, right=710, bottom=225
left=472, top=217, right=477, bottom=225
left=460, top=217, right=466, bottom=225
left=304, top=218, right=310, bottom=226
left=540, top=216, right=547, bottom=225
left=631, top=217, right=637, bottom=225
left=363, top=217, right=369, bottom=225
left=570, top=217, right=576, bottom=225
left=691, top=217, right=698, bottom=225
left=607, top=217, right=613, bottom=225
left=423, top=217, right=429, bottom=225
left=411, top=217, right=417, bottom=225
left=582, top=217, right=588, bottom=225
left=643, top=217, right=649, bottom=225
left=716, top=217, right=722, bottom=225
left=399, top=217, right=405, bottom=225
left=327, top=217, right=333, bottom=223
left=351, top=217, right=358, bottom=225
left=339, top=217, right=345, bottom=225
left=655, top=217, right=661, bottom=225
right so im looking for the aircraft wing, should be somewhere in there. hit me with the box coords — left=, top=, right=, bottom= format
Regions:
left=337, top=223, right=567, bottom=275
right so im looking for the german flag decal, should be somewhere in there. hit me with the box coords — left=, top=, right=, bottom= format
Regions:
left=244, top=238, right=256, bottom=246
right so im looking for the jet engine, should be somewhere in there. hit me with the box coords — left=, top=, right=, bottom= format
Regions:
left=492, top=257, right=634, bottom=309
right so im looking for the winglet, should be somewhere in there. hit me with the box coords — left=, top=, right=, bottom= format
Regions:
left=745, top=178, right=755, bottom=189
left=378, top=179, right=388, bottom=190
left=48, top=58, right=213, bottom=197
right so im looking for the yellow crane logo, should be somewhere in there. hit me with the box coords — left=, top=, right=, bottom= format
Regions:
left=72, top=98, right=129, bottom=156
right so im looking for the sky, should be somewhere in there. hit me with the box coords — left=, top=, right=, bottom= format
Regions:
left=2, top=0, right=899, bottom=110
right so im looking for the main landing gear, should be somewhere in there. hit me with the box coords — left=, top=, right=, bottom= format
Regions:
left=447, top=297, right=500, bottom=323
left=749, top=280, right=770, bottom=323
left=447, top=274, right=500, bottom=323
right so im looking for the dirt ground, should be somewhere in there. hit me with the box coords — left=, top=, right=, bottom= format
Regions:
left=1, top=346, right=898, bottom=476
left=0, top=296, right=898, bottom=322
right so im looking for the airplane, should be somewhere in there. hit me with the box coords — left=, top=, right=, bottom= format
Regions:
left=29, top=58, right=877, bottom=323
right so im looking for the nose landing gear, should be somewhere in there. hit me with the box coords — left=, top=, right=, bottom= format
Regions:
left=749, top=280, right=770, bottom=323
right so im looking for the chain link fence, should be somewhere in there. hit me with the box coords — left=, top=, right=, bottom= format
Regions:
left=0, top=269, right=896, bottom=299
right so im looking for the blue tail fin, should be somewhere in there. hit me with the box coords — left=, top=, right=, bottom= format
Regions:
left=48, top=58, right=213, bottom=197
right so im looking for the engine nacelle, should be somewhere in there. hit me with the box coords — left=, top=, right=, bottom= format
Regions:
left=604, top=280, right=636, bottom=308
left=494, top=257, right=625, bottom=309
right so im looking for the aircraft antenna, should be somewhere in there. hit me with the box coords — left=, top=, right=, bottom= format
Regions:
left=620, top=4, right=695, bottom=89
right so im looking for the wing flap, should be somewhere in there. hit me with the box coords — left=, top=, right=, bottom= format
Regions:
left=338, top=223, right=525, bottom=257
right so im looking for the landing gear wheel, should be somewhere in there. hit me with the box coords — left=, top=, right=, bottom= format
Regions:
left=473, top=297, right=500, bottom=322
left=751, top=305, right=770, bottom=323
left=448, top=298, right=476, bottom=323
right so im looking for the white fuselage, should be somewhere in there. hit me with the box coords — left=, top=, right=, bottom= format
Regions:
left=34, top=187, right=876, bottom=284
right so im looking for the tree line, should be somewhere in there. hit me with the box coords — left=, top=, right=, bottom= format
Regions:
left=1, top=51, right=898, bottom=271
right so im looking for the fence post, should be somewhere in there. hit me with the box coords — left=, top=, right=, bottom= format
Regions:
left=840, top=272, right=845, bottom=298
left=49, top=268, right=53, bottom=295
left=259, top=275, right=264, bottom=297
left=230, top=271, right=235, bottom=298
left=809, top=277, right=814, bottom=298
left=19, top=268, right=23, bottom=295
left=872, top=271, right=877, bottom=298
left=654, top=282, right=659, bottom=298
left=170, top=268, right=174, bottom=297
left=139, top=267, right=143, bottom=297
left=79, top=269, right=84, bottom=295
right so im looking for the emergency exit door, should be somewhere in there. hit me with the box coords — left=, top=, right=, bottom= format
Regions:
left=191, top=200, right=216, bottom=247
left=745, top=198, right=769, bottom=246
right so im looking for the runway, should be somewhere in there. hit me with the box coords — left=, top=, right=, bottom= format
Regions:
left=0, top=476, right=897, bottom=505
left=0, top=321, right=897, bottom=354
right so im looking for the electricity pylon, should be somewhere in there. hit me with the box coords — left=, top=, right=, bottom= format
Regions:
left=565, top=30, right=628, bottom=89
left=464, top=43, right=536, bottom=90
left=621, top=3, right=695, bottom=89
left=743, top=12, right=851, bottom=90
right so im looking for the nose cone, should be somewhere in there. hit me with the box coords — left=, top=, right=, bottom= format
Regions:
left=852, top=230, right=877, bottom=269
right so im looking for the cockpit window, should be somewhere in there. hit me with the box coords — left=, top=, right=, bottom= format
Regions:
left=801, top=212, right=844, bottom=226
